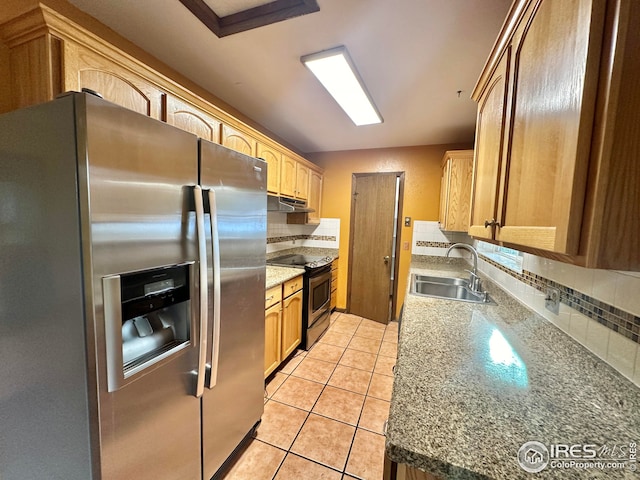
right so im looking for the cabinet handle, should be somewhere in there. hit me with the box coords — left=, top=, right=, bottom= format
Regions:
left=484, top=219, right=501, bottom=228
left=266, top=295, right=274, bottom=301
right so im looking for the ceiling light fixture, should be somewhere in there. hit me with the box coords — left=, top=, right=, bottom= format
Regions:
left=301, top=46, right=383, bottom=126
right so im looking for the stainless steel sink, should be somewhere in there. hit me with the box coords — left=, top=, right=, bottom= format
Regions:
left=410, top=274, right=495, bottom=304
left=413, top=275, right=468, bottom=287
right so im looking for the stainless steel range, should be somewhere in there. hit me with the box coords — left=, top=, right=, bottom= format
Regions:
left=267, top=254, right=333, bottom=349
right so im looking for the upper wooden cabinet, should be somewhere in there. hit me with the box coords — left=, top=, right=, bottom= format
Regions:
left=296, top=163, right=309, bottom=200
left=306, top=169, right=323, bottom=224
left=256, top=143, right=281, bottom=194
left=470, top=0, right=640, bottom=270
left=0, top=3, right=322, bottom=190
left=439, top=150, right=473, bottom=232
left=280, top=155, right=297, bottom=198
left=280, top=155, right=309, bottom=200
left=221, top=124, right=256, bottom=156
left=64, top=43, right=165, bottom=119
left=469, top=51, right=509, bottom=241
left=166, top=95, right=221, bottom=143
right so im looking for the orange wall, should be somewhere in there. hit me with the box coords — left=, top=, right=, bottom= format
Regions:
left=309, top=143, right=471, bottom=319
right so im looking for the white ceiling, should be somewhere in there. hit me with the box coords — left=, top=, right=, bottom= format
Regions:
left=66, top=0, right=512, bottom=154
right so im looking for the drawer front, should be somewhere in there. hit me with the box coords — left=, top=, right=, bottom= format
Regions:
left=265, top=285, right=282, bottom=309
left=283, top=275, right=303, bottom=297
left=331, top=268, right=338, bottom=285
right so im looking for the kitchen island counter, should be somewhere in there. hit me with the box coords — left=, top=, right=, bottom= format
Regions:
left=386, top=256, right=640, bottom=479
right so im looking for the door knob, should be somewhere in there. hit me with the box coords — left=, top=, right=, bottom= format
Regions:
left=384, top=256, right=390, bottom=264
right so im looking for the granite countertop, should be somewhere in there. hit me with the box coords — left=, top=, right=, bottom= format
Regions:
left=386, top=256, right=640, bottom=479
left=265, top=247, right=339, bottom=289
left=266, top=266, right=304, bottom=289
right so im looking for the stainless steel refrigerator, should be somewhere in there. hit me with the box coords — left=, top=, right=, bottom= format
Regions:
left=0, top=92, right=266, bottom=480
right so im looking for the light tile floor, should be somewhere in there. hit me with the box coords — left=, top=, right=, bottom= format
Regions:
left=220, top=312, right=398, bottom=480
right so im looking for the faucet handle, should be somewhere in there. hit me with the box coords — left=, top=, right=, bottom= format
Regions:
left=464, top=269, right=479, bottom=278
left=464, top=269, right=482, bottom=292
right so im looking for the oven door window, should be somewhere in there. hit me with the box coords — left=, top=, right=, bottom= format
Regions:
left=312, top=279, right=330, bottom=312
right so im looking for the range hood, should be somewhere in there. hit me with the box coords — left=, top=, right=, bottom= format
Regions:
left=267, top=194, right=315, bottom=213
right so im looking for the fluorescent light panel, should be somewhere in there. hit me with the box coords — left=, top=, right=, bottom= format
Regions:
left=301, top=46, right=382, bottom=126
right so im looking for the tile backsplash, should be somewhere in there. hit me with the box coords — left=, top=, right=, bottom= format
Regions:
left=477, top=250, right=640, bottom=386
left=411, top=220, right=473, bottom=256
left=267, top=212, right=340, bottom=254
left=411, top=220, right=640, bottom=387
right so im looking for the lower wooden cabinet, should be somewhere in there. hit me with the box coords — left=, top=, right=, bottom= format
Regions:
left=281, top=289, right=302, bottom=359
left=264, top=303, right=282, bottom=378
left=264, top=275, right=303, bottom=378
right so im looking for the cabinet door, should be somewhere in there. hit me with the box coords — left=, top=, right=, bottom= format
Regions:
left=264, top=303, right=281, bottom=378
left=64, top=42, right=164, bottom=119
left=295, top=163, right=309, bottom=200
left=281, top=290, right=302, bottom=359
left=438, top=160, right=450, bottom=227
left=496, top=0, right=603, bottom=253
left=221, top=124, right=256, bottom=156
left=257, top=143, right=281, bottom=194
left=441, top=152, right=473, bottom=232
left=306, top=169, right=323, bottom=223
left=166, top=95, right=221, bottom=142
left=280, top=155, right=297, bottom=198
left=469, top=51, right=510, bottom=240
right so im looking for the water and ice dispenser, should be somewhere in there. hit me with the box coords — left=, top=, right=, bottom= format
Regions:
left=102, top=263, right=194, bottom=392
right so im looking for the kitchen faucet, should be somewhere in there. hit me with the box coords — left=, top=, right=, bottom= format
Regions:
left=446, top=243, right=483, bottom=293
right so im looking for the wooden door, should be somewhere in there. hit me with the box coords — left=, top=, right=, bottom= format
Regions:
left=281, top=290, right=302, bottom=359
left=468, top=50, right=510, bottom=240
left=166, top=95, right=221, bottom=142
left=348, top=172, right=403, bottom=324
left=257, top=143, right=281, bottom=194
left=496, top=0, right=603, bottom=253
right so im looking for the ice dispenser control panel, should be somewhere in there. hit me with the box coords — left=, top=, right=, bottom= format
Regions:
left=103, top=263, right=194, bottom=392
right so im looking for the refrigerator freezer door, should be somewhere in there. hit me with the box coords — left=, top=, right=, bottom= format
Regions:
left=0, top=95, right=95, bottom=480
left=80, top=94, right=202, bottom=480
left=199, top=140, right=267, bottom=479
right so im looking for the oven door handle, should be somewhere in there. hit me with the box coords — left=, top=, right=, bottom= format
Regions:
left=309, top=270, right=332, bottom=287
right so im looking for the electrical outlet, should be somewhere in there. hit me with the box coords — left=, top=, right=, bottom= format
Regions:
left=403, top=241, right=410, bottom=251
left=545, top=287, right=560, bottom=315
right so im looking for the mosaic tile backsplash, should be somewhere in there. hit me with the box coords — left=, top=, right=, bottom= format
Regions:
left=266, top=213, right=340, bottom=253
left=482, top=255, right=640, bottom=345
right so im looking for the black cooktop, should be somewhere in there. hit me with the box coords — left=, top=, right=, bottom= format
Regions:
left=267, top=254, right=332, bottom=270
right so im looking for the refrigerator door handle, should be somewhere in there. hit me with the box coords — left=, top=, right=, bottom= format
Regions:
left=207, top=188, right=221, bottom=389
left=194, top=185, right=208, bottom=398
